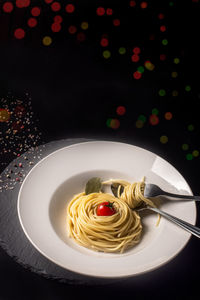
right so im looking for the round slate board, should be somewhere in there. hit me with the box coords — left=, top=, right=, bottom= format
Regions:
left=0, top=138, right=121, bottom=285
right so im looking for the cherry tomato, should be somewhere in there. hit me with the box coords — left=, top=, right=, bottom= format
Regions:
left=96, top=202, right=116, bottom=216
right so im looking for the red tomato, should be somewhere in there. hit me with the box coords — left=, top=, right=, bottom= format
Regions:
left=96, top=202, right=116, bottom=216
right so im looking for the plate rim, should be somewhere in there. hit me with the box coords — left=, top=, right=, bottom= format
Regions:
left=17, top=140, right=197, bottom=278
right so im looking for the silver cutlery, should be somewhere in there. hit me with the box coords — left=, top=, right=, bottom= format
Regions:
left=144, top=183, right=200, bottom=201
left=137, top=205, right=200, bottom=238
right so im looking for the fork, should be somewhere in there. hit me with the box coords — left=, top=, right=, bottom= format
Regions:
left=144, top=183, right=200, bottom=201
left=137, top=205, right=200, bottom=238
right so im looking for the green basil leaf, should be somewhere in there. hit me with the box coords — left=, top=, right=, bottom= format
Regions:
left=85, top=177, right=102, bottom=195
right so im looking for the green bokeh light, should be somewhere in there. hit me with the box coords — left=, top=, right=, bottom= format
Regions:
left=103, top=50, right=111, bottom=59
left=188, top=124, right=194, bottom=131
left=137, top=66, right=145, bottom=73
left=174, top=57, right=180, bottom=64
left=162, top=39, right=168, bottom=46
left=186, top=153, right=193, bottom=160
left=182, top=144, right=189, bottom=151
left=152, top=108, right=159, bottom=115
left=159, top=89, right=166, bottom=96
left=185, top=85, right=191, bottom=92
left=118, top=47, right=126, bottom=55
left=138, top=114, right=146, bottom=122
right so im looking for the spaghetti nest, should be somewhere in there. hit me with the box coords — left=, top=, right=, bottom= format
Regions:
left=67, top=192, right=142, bottom=253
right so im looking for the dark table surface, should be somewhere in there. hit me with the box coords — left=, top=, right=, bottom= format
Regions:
left=0, top=0, right=200, bottom=299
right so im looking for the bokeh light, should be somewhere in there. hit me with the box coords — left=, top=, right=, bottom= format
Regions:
left=0, top=109, right=10, bottom=122
left=131, top=54, right=140, bottom=62
left=174, top=57, right=180, bottom=64
left=100, top=38, right=109, bottom=47
left=185, top=85, right=191, bottom=92
left=149, top=114, right=159, bottom=125
left=106, top=8, right=113, bottom=15
left=66, top=4, right=75, bottom=13
left=186, top=153, right=193, bottom=160
left=133, top=71, right=142, bottom=79
left=42, top=36, right=52, bottom=46
left=81, top=22, right=89, bottom=30
left=160, top=135, right=168, bottom=144
left=31, top=7, right=41, bottom=17
left=118, top=47, right=126, bottom=54
left=165, top=112, right=173, bottom=120
left=116, top=106, right=126, bottom=115
left=136, top=120, right=144, bottom=128
left=138, top=114, right=146, bottom=122
left=110, top=119, right=120, bottom=129
left=152, top=108, right=159, bottom=115
left=113, top=19, right=120, bottom=26
left=96, top=7, right=105, bottom=16
left=16, top=0, right=30, bottom=8
left=188, top=124, right=194, bottom=131
left=144, top=61, right=155, bottom=70
left=160, top=54, right=167, bottom=61
left=159, top=89, right=166, bottom=96
left=171, top=71, right=178, bottom=78
left=133, top=47, right=141, bottom=54
left=172, top=90, right=179, bottom=96
left=51, top=23, right=61, bottom=32
left=51, top=2, right=61, bottom=12
left=28, top=18, right=37, bottom=28
left=130, top=0, right=136, bottom=7
left=162, top=39, right=168, bottom=46
left=192, top=150, right=199, bottom=157
left=54, top=15, right=63, bottom=23
left=103, top=50, right=111, bottom=59
left=68, top=25, right=77, bottom=34
left=14, top=28, right=25, bottom=39
left=140, top=2, right=148, bottom=8
left=3, top=2, right=14, bottom=13
left=160, top=25, right=166, bottom=32
left=182, top=144, right=189, bottom=151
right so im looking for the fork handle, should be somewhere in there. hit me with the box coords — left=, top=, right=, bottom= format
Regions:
left=149, top=207, right=200, bottom=238
left=161, top=192, right=200, bottom=201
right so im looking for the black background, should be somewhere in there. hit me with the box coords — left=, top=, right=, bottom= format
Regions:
left=0, top=0, right=200, bottom=299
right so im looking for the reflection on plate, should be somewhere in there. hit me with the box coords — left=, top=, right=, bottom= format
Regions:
left=17, top=141, right=196, bottom=278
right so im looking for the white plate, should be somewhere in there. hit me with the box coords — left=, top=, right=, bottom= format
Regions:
left=18, top=141, right=196, bottom=278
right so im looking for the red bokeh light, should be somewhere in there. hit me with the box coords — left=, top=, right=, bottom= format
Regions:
left=77, top=32, right=86, bottom=42
left=130, top=0, right=136, bottom=7
left=16, top=0, right=30, bottom=8
left=158, top=13, right=165, bottom=19
left=133, top=47, right=141, bottom=54
left=96, top=7, right=105, bottom=16
left=116, top=106, right=126, bottom=116
left=51, top=2, right=61, bottom=11
left=149, top=114, right=159, bottom=125
left=14, top=28, right=25, bottom=39
left=31, top=7, right=41, bottom=17
left=68, top=25, right=77, bottom=34
left=3, top=2, right=14, bottom=12
left=45, top=0, right=53, bottom=3
left=133, top=71, right=142, bottom=79
left=65, top=4, right=75, bottom=13
left=160, top=25, right=166, bottom=32
left=131, top=54, right=140, bottom=62
left=100, top=38, right=109, bottom=47
left=160, top=54, right=166, bottom=61
left=140, top=1, right=148, bottom=8
left=54, top=15, right=63, bottom=23
left=28, top=18, right=37, bottom=27
left=51, top=22, right=61, bottom=32
left=106, top=8, right=113, bottom=15
left=113, top=19, right=120, bottom=26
